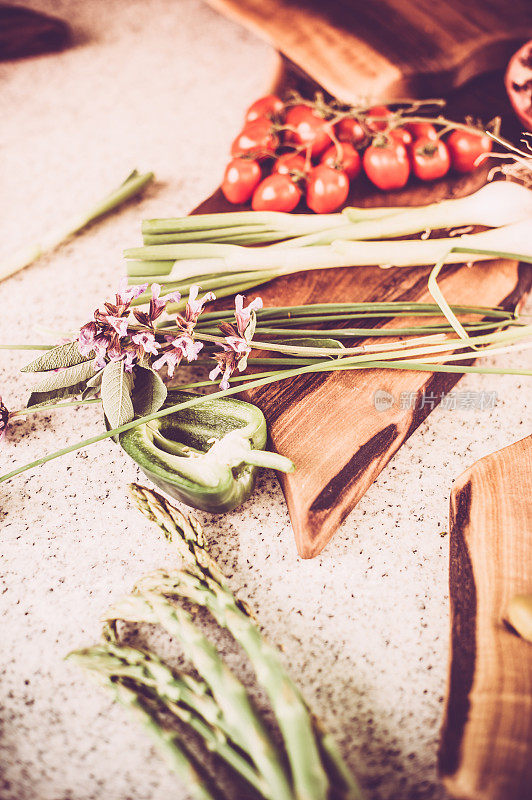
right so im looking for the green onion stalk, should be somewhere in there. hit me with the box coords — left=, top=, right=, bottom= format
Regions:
left=1, top=169, right=154, bottom=283
left=126, top=225, right=532, bottom=312
left=137, top=181, right=532, bottom=250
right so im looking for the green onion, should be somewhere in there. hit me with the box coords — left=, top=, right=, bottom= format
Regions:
left=1, top=170, right=154, bottom=283
left=125, top=220, right=532, bottom=293
left=136, top=182, right=532, bottom=251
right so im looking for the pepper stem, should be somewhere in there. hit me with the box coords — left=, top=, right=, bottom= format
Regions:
left=243, top=449, right=295, bottom=473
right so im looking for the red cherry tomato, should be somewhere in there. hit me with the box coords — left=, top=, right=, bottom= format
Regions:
left=320, top=142, right=361, bottom=180
left=251, top=174, right=301, bottom=212
left=366, top=105, right=393, bottom=132
left=273, top=153, right=307, bottom=175
left=389, top=127, right=412, bottom=147
left=410, top=137, right=450, bottom=181
left=405, top=121, right=438, bottom=141
left=245, top=94, right=284, bottom=124
left=306, top=165, right=349, bottom=214
left=231, top=119, right=278, bottom=159
left=363, top=141, right=410, bottom=190
left=446, top=129, right=492, bottom=173
left=285, top=105, right=332, bottom=158
left=334, top=117, right=366, bottom=145
left=221, top=158, right=262, bottom=204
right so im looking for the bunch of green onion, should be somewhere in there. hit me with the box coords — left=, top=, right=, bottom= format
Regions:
left=125, top=181, right=532, bottom=310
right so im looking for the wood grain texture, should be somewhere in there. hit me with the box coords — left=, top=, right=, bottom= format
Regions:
left=205, top=0, right=532, bottom=101
left=439, top=435, right=532, bottom=799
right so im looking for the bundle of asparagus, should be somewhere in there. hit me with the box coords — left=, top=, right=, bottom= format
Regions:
left=68, top=485, right=363, bottom=800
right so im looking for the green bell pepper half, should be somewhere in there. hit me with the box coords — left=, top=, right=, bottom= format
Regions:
left=119, top=391, right=294, bottom=513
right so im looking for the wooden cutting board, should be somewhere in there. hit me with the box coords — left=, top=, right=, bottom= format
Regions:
left=205, top=0, right=532, bottom=101
left=193, top=58, right=532, bottom=558
left=439, top=435, right=532, bottom=799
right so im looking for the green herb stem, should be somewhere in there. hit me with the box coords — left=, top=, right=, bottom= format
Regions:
left=0, top=344, right=54, bottom=351
left=10, top=399, right=101, bottom=418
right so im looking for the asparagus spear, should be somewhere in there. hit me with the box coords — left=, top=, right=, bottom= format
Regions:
left=105, top=590, right=294, bottom=800
left=69, top=643, right=266, bottom=795
left=128, top=484, right=362, bottom=800
left=82, top=672, right=223, bottom=800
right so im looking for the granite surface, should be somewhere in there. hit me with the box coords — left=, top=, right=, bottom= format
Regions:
left=1, top=2, right=531, bottom=799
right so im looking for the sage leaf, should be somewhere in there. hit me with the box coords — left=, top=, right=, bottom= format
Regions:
left=132, top=367, right=167, bottom=417
left=27, top=382, right=89, bottom=408
left=21, top=341, right=93, bottom=373
left=31, top=359, right=98, bottom=393
left=82, top=368, right=104, bottom=400
left=100, top=360, right=134, bottom=431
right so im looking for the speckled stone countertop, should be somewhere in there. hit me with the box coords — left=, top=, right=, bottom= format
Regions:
left=1, top=3, right=531, bottom=799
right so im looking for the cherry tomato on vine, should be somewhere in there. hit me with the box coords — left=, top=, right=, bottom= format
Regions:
left=306, top=164, right=349, bottom=213
left=273, top=153, right=307, bottom=175
left=365, top=105, right=393, bottom=132
left=285, top=105, right=333, bottom=157
left=334, top=117, right=366, bottom=145
left=320, top=142, right=361, bottom=180
left=410, top=137, right=450, bottom=181
left=405, top=121, right=438, bottom=141
left=231, top=118, right=278, bottom=159
left=363, top=140, right=410, bottom=190
left=245, top=94, right=284, bottom=124
left=389, top=127, right=412, bottom=147
left=446, top=129, right=492, bottom=173
left=251, top=174, right=301, bottom=212
left=221, top=158, right=262, bottom=204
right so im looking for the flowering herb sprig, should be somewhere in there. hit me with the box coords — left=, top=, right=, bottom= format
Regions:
left=209, top=295, right=263, bottom=389
left=0, top=282, right=218, bottom=441
left=153, top=285, right=215, bottom=377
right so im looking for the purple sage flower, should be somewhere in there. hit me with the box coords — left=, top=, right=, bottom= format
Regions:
left=106, top=316, right=129, bottom=338
left=153, top=335, right=203, bottom=378
left=209, top=336, right=250, bottom=390
left=133, top=283, right=181, bottom=328
left=185, top=284, right=216, bottom=324
left=234, top=294, right=263, bottom=338
left=131, top=331, right=159, bottom=356
left=78, top=322, right=98, bottom=356
left=115, top=277, right=149, bottom=306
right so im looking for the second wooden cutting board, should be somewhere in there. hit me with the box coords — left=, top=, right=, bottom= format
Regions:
left=205, top=0, right=532, bottom=101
